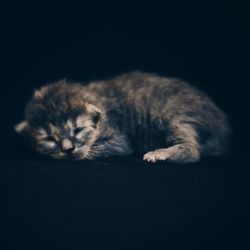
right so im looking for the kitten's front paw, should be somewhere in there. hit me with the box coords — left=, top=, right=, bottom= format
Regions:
left=143, top=149, right=170, bottom=163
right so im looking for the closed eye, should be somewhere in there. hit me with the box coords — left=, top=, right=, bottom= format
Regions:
left=46, top=135, right=54, bottom=141
left=74, top=127, right=85, bottom=134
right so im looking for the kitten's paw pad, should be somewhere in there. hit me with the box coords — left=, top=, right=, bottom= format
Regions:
left=143, top=149, right=169, bottom=163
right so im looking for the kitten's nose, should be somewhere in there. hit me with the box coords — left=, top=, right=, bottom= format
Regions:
left=62, top=139, right=74, bottom=153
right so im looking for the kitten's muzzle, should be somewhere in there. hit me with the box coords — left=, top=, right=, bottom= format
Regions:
left=62, top=138, right=75, bottom=153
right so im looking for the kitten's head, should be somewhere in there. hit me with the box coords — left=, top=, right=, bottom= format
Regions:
left=15, top=81, right=104, bottom=160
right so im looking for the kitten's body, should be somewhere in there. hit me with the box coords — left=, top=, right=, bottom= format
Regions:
left=15, top=72, right=231, bottom=163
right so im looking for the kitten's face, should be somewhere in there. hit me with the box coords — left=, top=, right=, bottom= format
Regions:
left=17, top=115, right=100, bottom=160
left=15, top=82, right=103, bottom=160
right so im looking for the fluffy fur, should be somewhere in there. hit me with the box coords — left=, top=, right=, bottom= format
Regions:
left=15, top=72, right=231, bottom=163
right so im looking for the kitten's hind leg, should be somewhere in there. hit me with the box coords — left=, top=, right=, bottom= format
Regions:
left=143, top=122, right=200, bottom=164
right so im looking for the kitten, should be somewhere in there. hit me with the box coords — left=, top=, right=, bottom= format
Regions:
left=15, top=72, right=231, bottom=163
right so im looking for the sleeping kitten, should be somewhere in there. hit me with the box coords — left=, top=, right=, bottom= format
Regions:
left=15, top=72, right=231, bottom=163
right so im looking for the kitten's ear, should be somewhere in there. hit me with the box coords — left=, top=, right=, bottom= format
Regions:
left=34, top=85, right=50, bottom=100
left=86, top=104, right=102, bottom=124
left=14, top=120, right=30, bottom=135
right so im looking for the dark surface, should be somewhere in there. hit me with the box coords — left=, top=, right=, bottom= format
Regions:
left=1, top=1, right=250, bottom=249
left=1, top=153, right=250, bottom=250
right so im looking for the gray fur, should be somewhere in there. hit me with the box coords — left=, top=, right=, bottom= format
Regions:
left=15, top=72, right=231, bottom=163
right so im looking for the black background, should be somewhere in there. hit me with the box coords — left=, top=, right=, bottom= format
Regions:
left=1, top=1, right=250, bottom=249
